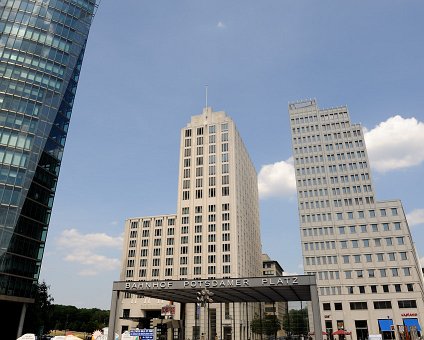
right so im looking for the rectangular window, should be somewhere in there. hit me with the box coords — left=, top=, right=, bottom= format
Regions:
left=373, top=301, right=392, bottom=309
left=398, top=300, right=417, bottom=308
left=350, top=302, right=367, bottom=310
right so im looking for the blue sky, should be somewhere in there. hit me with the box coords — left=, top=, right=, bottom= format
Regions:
left=40, top=1, right=424, bottom=309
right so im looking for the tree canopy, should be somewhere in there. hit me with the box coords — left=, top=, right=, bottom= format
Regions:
left=23, top=282, right=109, bottom=335
left=250, top=314, right=281, bottom=339
left=282, top=308, right=309, bottom=336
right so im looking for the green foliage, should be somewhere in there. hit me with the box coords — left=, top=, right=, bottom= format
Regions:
left=49, top=305, right=109, bottom=332
left=282, top=308, right=309, bottom=336
left=250, top=314, right=281, bottom=338
left=23, top=281, right=54, bottom=335
left=23, top=281, right=109, bottom=335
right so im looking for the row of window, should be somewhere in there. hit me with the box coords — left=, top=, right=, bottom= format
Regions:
left=182, top=166, right=231, bottom=178
left=182, top=186, right=230, bottom=200
left=132, top=243, right=232, bottom=258
left=182, top=153, right=229, bottom=167
left=338, top=223, right=401, bottom=236
left=127, top=264, right=233, bottom=278
left=130, top=253, right=231, bottom=268
left=318, top=283, right=415, bottom=296
left=184, top=123, right=228, bottom=138
left=292, top=130, right=362, bottom=150
left=129, top=218, right=176, bottom=230
left=304, top=236, right=405, bottom=251
left=290, top=114, right=319, bottom=125
left=292, top=124, right=319, bottom=135
left=305, top=251, right=409, bottom=266
left=182, top=175, right=230, bottom=189
left=342, top=267, right=411, bottom=279
left=301, top=202, right=380, bottom=223
left=322, top=299, right=417, bottom=311
left=294, top=144, right=365, bottom=157
left=184, top=134, right=230, bottom=147
left=181, top=204, right=230, bottom=215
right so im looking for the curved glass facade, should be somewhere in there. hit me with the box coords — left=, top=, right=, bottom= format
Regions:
left=0, top=0, right=97, bottom=302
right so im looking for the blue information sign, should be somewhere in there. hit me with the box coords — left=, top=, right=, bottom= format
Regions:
left=130, top=329, right=155, bottom=339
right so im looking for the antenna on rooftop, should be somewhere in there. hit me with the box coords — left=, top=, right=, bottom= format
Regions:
left=205, top=84, right=208, bottom=108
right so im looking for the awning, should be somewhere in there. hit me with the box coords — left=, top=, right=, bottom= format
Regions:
left=403, top=318, right=421, bottom=332
left=378, top=319, right=394, bottom=332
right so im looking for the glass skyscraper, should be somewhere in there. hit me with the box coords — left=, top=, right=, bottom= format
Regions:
left=0, top=0, right=97, bottom=336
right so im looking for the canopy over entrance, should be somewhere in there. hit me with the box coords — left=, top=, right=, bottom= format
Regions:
left=112, top=275, right=315, bottom=303
left=107, top=275, right=322, bottom=340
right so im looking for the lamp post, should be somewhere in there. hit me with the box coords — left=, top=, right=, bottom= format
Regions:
left=197, top=289, right=214, bottom=340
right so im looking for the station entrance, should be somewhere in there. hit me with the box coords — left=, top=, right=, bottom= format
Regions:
left=107, top=275, right=322, bottom=340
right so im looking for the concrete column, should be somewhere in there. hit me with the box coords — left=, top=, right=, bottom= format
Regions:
left=108, top=290, right=119, bottom=340
left=310, top=285, right=323, bottom=340
left=17, top=303, right=27, bottom=338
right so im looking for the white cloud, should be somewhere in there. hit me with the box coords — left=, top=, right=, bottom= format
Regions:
left=406, top=209, right=424, bottom=227
left=217, top=21, right=226, bottom=29
left=283, top=271, right=299, bottom=276
left=258, top=157, right=296, bottom=199
left=364, top=115, right=424, bottom=172
left=57, top=229, right=123, bottom=276
left=57, top=228, right=123, bottom=248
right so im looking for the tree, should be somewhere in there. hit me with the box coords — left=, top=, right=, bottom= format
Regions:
left=23, top=281, right=54, bottom=336
left=251, top=314, right=281, bottom=339
left=283, top=308, right=309, bottom=336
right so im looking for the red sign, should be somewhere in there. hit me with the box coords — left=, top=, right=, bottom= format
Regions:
left=161, top=305, right=176, bottom=316
left=401, top=313, right=418, bottom=317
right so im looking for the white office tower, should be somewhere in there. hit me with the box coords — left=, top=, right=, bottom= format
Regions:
left=117, top=107, right=262, bottom=339
left=289, top=99, right=424, bottom=340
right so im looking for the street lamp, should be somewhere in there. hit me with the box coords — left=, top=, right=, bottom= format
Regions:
left=197, top=289, right=214, bottom=340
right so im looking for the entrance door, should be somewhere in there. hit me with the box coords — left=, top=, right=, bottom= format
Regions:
left=223, top=326, right=232, bottom=340
left=355, top=320, right=368, bottom=340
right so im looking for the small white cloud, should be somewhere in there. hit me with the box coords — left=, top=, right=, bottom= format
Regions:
left=57, top=228, right=123, bottom=249
left=217, top=21, right=226, bottom=29
left=258, top=157, right=296, bottom=199
left=64, top=250, right=120, bottom=268
left=283, top=271, right=299, bottom=276
left=56, top=229, right=123, bottom=276
left=407, top=209, right=424, bottom=227
left=364, top=115, right=424, bottom=172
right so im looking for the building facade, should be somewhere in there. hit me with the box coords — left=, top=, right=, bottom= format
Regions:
left=262, top=254, right=287, bottom=338
left=289, top=99, right=424, bottom=339
left=0, top=0, right=97, bottom=336
left=118, top=107, right=262, bottom=339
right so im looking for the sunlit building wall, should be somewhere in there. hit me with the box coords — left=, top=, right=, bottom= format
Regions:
left=118, top=107, right=262, bottom=339
left=289, top=99, right=424, bottom=339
